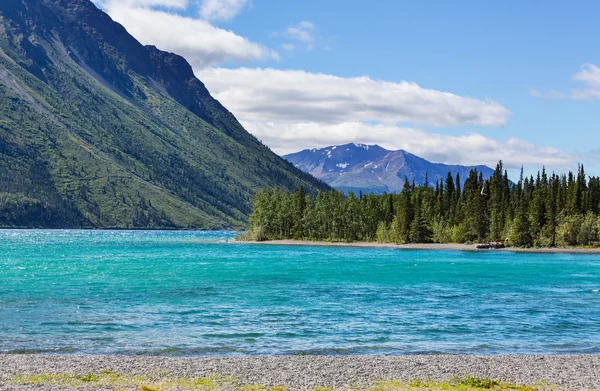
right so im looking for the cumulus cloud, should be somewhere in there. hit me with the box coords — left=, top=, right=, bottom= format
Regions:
left=242, top=121, right=574, bottom=169
left=197, top=67, right=510, bottom=127
left=92, top=1, right=576, bottom=171
left=98, top=0, right=277, bottom=68
left=531, top=63, right=600, bottom=100
left=199, top=0, right=250, bottom=21
left=195, top=67, right=576, bottom=170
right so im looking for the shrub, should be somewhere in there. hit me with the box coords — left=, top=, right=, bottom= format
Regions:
left=376, top=222, right=392, bottom=243
left=557, top=214, right=582, bottom=246
left=451, top=223, right=469, bottom=244
left=578, top=212, right=598, bottom=246
left=241, top=225, right=268, bottom=242
left=431, top=220, right=453, bottom=243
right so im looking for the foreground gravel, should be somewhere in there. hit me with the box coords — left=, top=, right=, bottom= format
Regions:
left=1, top=354, right=599, bottom=391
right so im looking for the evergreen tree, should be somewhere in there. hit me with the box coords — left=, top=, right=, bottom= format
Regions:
left=392, top=178, right=413, bottom=243
left=291, top=186, right=306, bottom=239
left=246, top=161, right=600, bottom=248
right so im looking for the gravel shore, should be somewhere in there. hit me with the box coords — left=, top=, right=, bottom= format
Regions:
left=237, top=240, right=600, bottom=253
left=1, top=354, right=599, bottom=390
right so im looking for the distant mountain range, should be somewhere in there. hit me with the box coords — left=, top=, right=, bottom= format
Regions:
left=0, top=0, right=328, bottom=229
left=284, top=143, right=494, bottom=194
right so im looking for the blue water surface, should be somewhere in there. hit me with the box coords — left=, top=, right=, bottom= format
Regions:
left=1, top=230, right=599, bottom=356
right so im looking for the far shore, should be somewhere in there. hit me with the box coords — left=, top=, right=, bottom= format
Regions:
left=236, top=239, right=600, bottom=254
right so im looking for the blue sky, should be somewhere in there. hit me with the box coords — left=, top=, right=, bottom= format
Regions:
left=94, top=0, right=600, bottom=178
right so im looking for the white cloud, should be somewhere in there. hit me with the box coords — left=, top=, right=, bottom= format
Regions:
left=275, top=21, right=317, bottom=51
left=572, top=63, right=600, bottom=88
left=242, top=121, right=574, bottom=170
left=99, top=0, right=277, bottom=68
left=196, top=67, right=576, bottom=170
left=92, top=1, right=576, bottom=171
left=199, top=0, right=250, bottom=21
left=531, top=63, right=600, bottom=100
left=94, top=0, right=189, bottom=9
left=570, top=63, right=600, bottom=99
left=286, top=21, right=315, bottom=43
left=197, top=67, right=510, bottom=127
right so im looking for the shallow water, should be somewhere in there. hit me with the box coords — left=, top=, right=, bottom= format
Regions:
left=1, top=230, right=599, bottom=356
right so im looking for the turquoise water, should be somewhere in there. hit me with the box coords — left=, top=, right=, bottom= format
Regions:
left=1, top=230, right=600, bottom=356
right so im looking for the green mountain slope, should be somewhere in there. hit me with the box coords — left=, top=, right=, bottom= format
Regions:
left=0, top=0, right=328, bottom=229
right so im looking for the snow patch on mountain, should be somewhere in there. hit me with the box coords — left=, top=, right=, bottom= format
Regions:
left=284, top=143, right=495, bottom=194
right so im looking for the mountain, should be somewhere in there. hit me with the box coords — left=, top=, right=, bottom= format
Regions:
left=0, top=0, right=328, bottom=229
left=284, top=143, right=494, bottom=194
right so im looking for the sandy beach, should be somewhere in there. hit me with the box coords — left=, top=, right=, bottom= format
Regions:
left=236, top=240, right=600, bottom=254
left=1, top=354, right=599, bottom=390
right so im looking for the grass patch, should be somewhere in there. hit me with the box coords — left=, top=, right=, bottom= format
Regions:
left=238, top=385, right=287, bottom=391
left=6, top=373, right=555, bottom=391
left=366, top=377, right=553, bottom=391
left=10, top=372, right=233, bottom=390
left=458, top=376, right=501, bottom=389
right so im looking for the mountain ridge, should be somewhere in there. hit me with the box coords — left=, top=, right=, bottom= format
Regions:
left=0, top=0, right=328, bottom=228
left=284, top=143, right=494, bottom=194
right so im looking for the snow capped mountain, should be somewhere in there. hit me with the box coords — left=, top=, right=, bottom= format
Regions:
left=284, top=143, right=495, bottom=194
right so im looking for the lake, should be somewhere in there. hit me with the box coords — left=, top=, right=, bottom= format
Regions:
left=1, top=230, right=599, bottom=355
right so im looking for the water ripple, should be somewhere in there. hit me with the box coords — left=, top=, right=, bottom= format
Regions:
left=1, top=230, right=600, bottom=355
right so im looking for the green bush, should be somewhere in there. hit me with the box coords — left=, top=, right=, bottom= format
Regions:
left=432, top=220, right=453, bottom=243
left=376, top=222, right=392, bottom=243
left=557, top=213, right=582, bottom=246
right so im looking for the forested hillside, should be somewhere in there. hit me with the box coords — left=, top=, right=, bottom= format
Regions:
left=246, top=162, right=600, bottom=247
left=0, top=0, right=328, bottom=229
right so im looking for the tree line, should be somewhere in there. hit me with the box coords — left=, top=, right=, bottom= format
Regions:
left=244, top=161, right=600, bottom=247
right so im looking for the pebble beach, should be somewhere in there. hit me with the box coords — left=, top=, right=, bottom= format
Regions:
left=1, top=354, right=600, bottom=390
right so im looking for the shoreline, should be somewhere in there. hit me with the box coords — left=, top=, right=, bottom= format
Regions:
left=1, top=354, right=599, bottom=390
left=236, top=239, right=600, bottom=254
